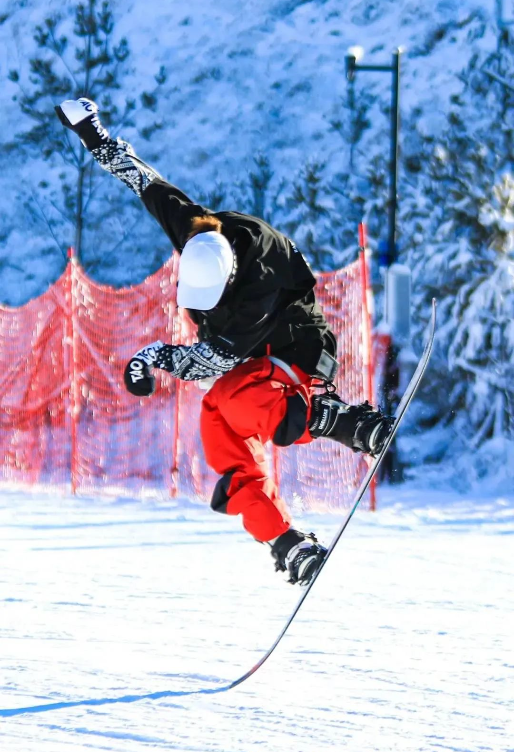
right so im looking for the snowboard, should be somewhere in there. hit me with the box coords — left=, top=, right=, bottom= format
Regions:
left=224, top=299, right=437, bottom=691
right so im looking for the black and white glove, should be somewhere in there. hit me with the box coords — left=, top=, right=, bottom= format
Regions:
left=124, top=341, right=164, bottom=397
left=55, top=98, right=110, bottom=150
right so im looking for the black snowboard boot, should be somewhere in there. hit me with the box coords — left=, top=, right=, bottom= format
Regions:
left=270, top=529, right=327, bottom=586
left=309, top=394, right=394, bottom=457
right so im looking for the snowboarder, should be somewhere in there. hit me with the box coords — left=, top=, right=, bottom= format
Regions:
left=56, top=98, right=394, bottom=586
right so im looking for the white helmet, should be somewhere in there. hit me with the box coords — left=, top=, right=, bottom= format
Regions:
left=177, top=231, right=235, bottom=310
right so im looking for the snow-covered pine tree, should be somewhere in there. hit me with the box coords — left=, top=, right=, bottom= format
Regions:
left=402, top=38, right=514, bottom=480
left=448, top=173, right=514, bottom=446
left=8, top=0, right=167, bottom=282
left=247, top=154, right=274, bottom=223
left=328, top=85, right=382, bottom=269
left=277, top=160, right=340, bottom=270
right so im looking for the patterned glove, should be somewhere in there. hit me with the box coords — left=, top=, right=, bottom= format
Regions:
left=123, top=341, right=164, bottom=397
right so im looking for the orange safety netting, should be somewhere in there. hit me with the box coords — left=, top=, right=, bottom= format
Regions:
left=0, top=253, right=374, bottom=511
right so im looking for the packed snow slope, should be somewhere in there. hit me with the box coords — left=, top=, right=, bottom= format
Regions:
left=0, top=487, right=513, bottom=751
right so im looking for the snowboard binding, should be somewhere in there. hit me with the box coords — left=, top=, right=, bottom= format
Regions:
left=309, top=392, right=394, bottom=457
left=271, top=529, right=327, bottom=586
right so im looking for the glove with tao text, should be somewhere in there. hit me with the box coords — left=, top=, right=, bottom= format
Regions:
left=123, top=341, right=164, bottom=397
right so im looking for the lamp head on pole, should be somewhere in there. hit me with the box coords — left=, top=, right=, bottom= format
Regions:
left=345, top=46, right=364, bottom=81
left=345, top=54, right=356, bottom=81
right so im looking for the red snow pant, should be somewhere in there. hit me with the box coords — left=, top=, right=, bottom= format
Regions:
left=200, top=357, right=315, bottom=542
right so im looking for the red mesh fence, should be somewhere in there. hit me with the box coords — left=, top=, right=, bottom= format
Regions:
left=0, top=276, right=70, bottom=487
left=0, top=252, right=376, bottom=511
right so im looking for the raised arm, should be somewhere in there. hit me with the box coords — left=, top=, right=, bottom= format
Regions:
left=56, top=98, right=210, bottom=249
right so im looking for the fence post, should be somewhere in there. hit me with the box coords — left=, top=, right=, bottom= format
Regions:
left=66, top=247, right=79, bottom=495
left=170, top=378, right=180, bottom=498
left=169, top=252, right=182, bottom=498
left=358, top=225, right=377, bottom=511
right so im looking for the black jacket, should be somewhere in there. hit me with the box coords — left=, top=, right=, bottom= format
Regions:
left=142, top=179, right=336, bottom=375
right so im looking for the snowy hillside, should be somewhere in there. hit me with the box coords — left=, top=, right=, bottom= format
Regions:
left=0, top=0, right=498, bottom=295
left=0, top=0, right=512, bottom=486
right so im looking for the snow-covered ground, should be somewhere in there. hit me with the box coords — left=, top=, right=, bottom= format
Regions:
left=1, top=486, right=513, bottom=751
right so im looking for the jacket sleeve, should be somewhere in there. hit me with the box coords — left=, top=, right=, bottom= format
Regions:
left=154, top=289, right=283, bottom=380
left=91, top=138, right=209, bottom=250
left=155, top=341, right=241, bottom=381
left=91, top=138, right=162, bottom=197
left=140, top=180, right=210, bottom=251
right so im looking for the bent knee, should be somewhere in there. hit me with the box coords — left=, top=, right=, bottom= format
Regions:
left=272, top=392, right=308, bottom=447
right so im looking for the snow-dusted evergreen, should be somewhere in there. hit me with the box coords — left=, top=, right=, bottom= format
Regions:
left=3, top=0, right=169, bottom=286
left=399, top=34, right=514, bottom=484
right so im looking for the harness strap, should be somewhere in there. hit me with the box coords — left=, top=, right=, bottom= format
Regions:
left=268, top=356, right=301, bottom=385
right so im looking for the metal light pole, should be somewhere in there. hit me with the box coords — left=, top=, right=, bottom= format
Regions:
left=345, top=48, right=406, bottom=482
left=388, top=50, right=401, bottom=266
left=345, top=48, right=402, bottom=266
